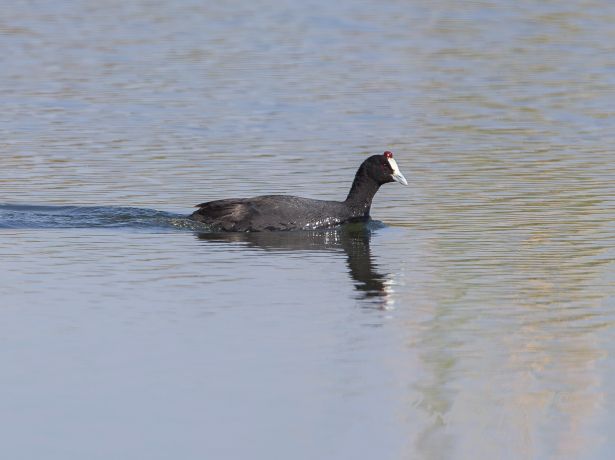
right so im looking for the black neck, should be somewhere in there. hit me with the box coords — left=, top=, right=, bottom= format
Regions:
left=345, top=165, right=381, bottom=217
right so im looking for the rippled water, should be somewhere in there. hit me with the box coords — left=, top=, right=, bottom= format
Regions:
left=1, top=1, right=615, bottom=459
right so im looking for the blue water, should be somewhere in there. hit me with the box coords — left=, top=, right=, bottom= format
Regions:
left=0, top=204, right=190, bottom=229
left=1, top=1, right=615, bottom=459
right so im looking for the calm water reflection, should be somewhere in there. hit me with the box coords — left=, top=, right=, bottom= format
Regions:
left=1, top=0, right=615, bottom=459
left=198, top=227, right=391, bottom=305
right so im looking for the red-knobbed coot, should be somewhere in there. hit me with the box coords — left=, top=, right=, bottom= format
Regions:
left=189, top=151, right=408, bottom=231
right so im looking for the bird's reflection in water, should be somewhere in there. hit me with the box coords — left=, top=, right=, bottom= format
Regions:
left=196, top=225, right=392, bottom=308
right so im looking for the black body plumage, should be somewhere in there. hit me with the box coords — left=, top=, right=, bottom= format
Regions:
left=189, top=153, right=406, bottom=232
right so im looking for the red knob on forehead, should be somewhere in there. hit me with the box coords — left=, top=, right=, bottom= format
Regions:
left=384, top=151, right=393, bottom=159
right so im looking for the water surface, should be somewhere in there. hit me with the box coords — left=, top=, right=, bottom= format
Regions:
left=1, top=1, right=614, bottom=459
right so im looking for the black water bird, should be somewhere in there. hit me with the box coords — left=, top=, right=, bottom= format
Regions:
left=189, top=151, right=408, bottom=232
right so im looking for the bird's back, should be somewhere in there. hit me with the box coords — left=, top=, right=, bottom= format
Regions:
left=190, top=195, right=354, bottom=231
